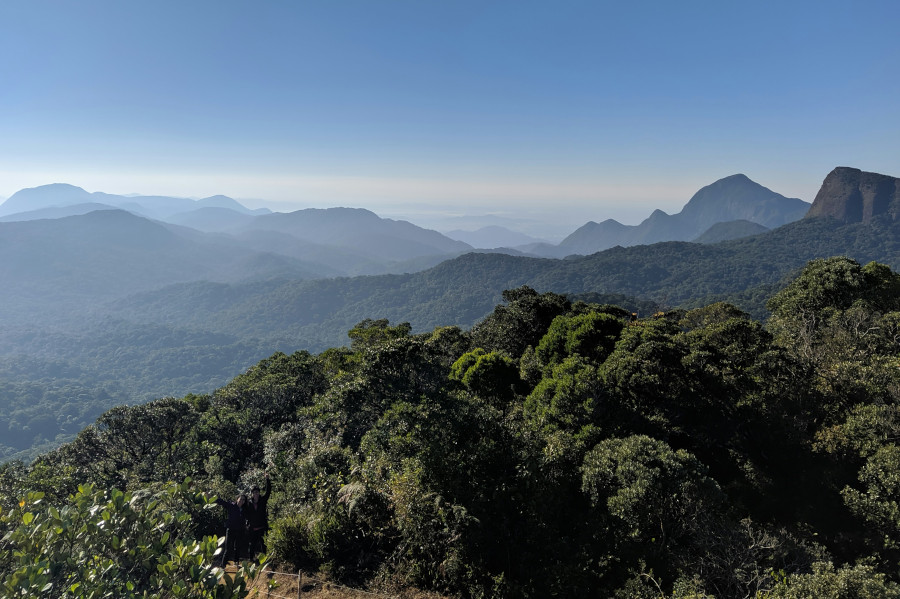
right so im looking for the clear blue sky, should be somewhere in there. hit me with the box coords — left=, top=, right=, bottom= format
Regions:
left=1, top=0, right=898, bottom=230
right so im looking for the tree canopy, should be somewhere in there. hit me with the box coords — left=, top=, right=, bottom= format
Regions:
left=5, top=257, right=900, bottom=597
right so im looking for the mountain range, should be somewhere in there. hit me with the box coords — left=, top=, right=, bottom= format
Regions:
left=0, top=187, right=481, bottom=326
left=0, top=172, right=811, bottom=326
left=2, top=166, right=898, bottom=461
left=1, top=172, right=811, bottom=264
left=527, top=174, right=810, bottom=257
left=0, top=183, right=269, bottom=220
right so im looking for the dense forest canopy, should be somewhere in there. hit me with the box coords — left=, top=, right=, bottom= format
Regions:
left=5, top=256, right=900, bottom=597
left=10, top=209, right=900, bottom=462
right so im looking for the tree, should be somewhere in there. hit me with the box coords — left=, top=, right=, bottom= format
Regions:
left=450, top=348, right=521, bottom=407
left=470, top=287, right=571, bottom=358
left=842, top=443, right=900, bottom=552
left=534, top=311, right=625, bottom=370
left=524, top=355, right=606, bottom=447
left=42, top=397, right=204, bottom=489
left=767, top=258, right=900, bottom=365
left=581, top=435, right=726, bottom=585
left=0, top=479, right=264, bottom=598
left=599, top=315, right=690, bottom=433
left=347, top=319, right=412, bottom=352
left=763, top=561, right=900, bottom=599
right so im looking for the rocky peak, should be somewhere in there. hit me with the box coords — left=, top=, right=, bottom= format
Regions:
left=805, top=167, right=900, bottom=224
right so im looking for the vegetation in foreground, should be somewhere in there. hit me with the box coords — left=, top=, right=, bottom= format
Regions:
left=5, top=256, right=900, bottom=597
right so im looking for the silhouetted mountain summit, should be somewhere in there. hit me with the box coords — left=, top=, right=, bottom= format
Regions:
left=0, top=183, right=93, bottom=214
left=0, top=184, right=268, bottom=220
left=805, top=167, right=900, bottom=223
left=554, top=174, right=809, bottom=255
left=677, top=174, right=807, bottom=229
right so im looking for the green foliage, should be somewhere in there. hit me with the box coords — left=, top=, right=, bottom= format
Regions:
left=535, top=310, right=625, bottom=369
left=581, top=435, right=725, bottom=549
left=767, top=257, right=900, bottom=366
left=842, top=444, right=900, bottom=550
left=470, top=286, right=571, bottom=357
left=600, top=315, right=690, bottom=424
left=213, top=350, right=328, bottom=470
left=267, top=510, right=314, bottom=568
left=816, top=402, right=900, bottom=459
left=0, top=321, right=278, bottom=460
left=348, top=318, right=413, bottom=352
left=0, top=479, right=265, bottom=598
left=450, top=348, right=521, bottom=406
left=423, top=325, right=472, bottom=368
left=762, top=561, right=900, bottom=598
left=380, top=462, right=478, bottom=592
left=525, top=355, right=606, bottom=449
left=12, top=260, right=900, bottom=597
left=13, top=211, right=900, bottom=461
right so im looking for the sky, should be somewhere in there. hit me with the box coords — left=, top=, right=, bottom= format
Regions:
left=1, top=0, right=898, bottom=237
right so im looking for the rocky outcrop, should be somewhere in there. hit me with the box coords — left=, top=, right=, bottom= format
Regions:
left=805, top=167, right=900, bottom=224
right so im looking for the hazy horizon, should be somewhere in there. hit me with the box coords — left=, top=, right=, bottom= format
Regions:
left=2, top=1, right=898, bottom=233
left=0, top=171, right=806, bottom=243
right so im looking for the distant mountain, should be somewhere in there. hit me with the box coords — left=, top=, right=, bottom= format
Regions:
left=0, top=203, right=477, bottom=326
left=693, top=220, right=769, bottom=244
left=551, top=174, right=809, bottom=255
left=0, top=183, right=269, bottom=220
left=232, top=207, right=472, bottom=262
left=103, top=164, right=896, bottom=346
left=415, top=213, right=570, bottom=243
left=0, top=183, right=94, bottom=214
left=11, top=188, right=893, bottom=459
left=99, top=170, right=899, bottom=352
left=0, top=209, right=333, bottom=324
left=674, top=174, right=809, bottom=229
left=195, top=194, right=261, bottom=212
left=228, top=228, right=384, bottom=275
left=0, top=185, right=474, bottom=284
left=0, top=202, right=120, bottom=222
left=805, top=166, right=900, bottom=223
left=444, top=225, right=547, bottom=249
left=511, top=241, right=575, bottom=258
left=165, top=206, right=257, bottom=231
left=5, top=166, right=900, bottom=460
left=553, top=219, right=633, bottom=255
left=107, top=208, right=900, bottom=351
left=160, top=205, right=474, bottom=266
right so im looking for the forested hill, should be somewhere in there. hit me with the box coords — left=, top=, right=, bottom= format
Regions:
left=109, top=214, right=900, bottom=351
left=6, top=259, right=900, bottom=597
left=4, top=210, right=899, bottom=464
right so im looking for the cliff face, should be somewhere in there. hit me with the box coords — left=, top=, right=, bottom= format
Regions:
left=806, top=167, right=900, bottom=224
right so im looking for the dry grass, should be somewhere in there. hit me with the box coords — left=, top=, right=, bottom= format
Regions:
left=232, top=565, right=452, bottom=599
